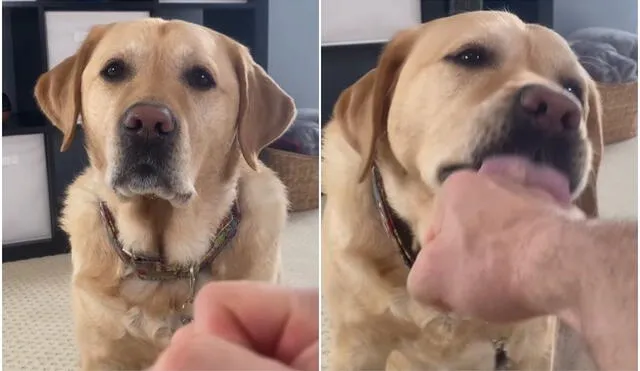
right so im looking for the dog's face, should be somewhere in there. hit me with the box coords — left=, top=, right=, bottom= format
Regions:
left=337, top=11, right=602, bottom=201
left=36, top=19, right=295, bottom=206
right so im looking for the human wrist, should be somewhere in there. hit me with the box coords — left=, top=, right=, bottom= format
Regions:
left=535, top=218, right=622, bottom=332
left=514, top=210, right=583, bottom=319
left=558, top=220, right=638, bottom=370
left=552, top=217, right=591, bottom=329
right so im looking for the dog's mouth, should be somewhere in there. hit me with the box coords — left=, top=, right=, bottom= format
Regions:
left=437, top=141, right=582, bottom=205
left=437, top=148, right=555, bottom=184
left=438, top=147, right=574, bottom=182
left=440, top=154, right=575, bottom=205
left=438, top=113, right=587, bottom=194
left=437, top=163, right=477, bottom=183
left=111, top=160, right=194, bottom=206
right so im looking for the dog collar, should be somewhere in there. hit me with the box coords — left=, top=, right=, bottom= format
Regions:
left=371, top=165, right=417, bottom=268
left=99, top=200, right=240, bottom=282
left=99, top=200, right=240, bottom=325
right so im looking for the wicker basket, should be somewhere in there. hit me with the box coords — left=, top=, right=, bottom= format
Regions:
left=262, top=148, right=319, bottom=212
left=598, top=82, right=637, bottom=144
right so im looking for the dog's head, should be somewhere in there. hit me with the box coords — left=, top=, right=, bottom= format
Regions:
left=36, top=19, right=295, bottom=206
left=335, top=11, right=603, bottom=215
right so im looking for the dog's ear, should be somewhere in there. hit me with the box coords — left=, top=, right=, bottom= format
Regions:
left=225, top=37, right=296, bottom=171
left=35, top=24, right=111, bottom=151
left=575, top=79, right=604, bottom=218
left=333, top=27, right=419, bottom=181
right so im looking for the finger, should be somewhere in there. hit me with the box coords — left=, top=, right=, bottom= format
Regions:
left=424, top=189, right=446, bottom=244
left=424, top=170, right=470, bottom=245
left=437, top=169, right=484, bottom=210
left=440, top=169, right=480, bottom=193
left=292, top=342, right=319, bottom=371
left=407, top=240, right=453, bottom=312
left=152, top=327, right=293, bottom=371
left=193, top=282, right=318, bottom=369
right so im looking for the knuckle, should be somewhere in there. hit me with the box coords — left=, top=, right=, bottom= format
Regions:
left=444, top=170, right=478, bottom=192
left=157, top=334, right=196, bottom=370
left=170, top=326, right=192, bottom=345
left=193, top=281, right=235, bottom=311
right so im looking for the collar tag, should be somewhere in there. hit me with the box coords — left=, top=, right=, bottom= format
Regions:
left=493, top=338, right=512, bottom=370
left=178, top=265, right=198, bottom=325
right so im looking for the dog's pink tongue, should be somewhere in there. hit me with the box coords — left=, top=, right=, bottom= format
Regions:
left=479, top=156, right=572, bottom=205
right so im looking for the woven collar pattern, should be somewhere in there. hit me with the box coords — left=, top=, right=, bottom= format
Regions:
left=99, top=201, right=240, bottom=281
left=371, top=165, right=416, bottom=268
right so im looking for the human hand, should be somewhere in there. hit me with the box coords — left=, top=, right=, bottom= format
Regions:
left=151, top=282, right=318, bottom=371
left=407, top=156, right=582, bottom=323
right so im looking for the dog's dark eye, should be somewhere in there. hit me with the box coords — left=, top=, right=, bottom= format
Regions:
left=100, top=59, right=129, bottom=82
left=446, top=45, right=493, bottom=68
left=184, top=66, right=216, bottom=91
left=562, top=80, right=583, bottom=101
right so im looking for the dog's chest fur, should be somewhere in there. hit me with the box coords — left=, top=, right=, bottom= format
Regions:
left=65, top=165, right=286, bottom=368
left=94, top=183, right=236, bottom=338
left=118, top=269, right=215, bottom=341
left=71, top=201, right=228, bottom=344
left=64, top=178, right=212, bottom=344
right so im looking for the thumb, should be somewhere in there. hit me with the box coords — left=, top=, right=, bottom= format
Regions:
left=407, top=238, right=453, bottom=312
left=152, top=327, right=294, bottom=371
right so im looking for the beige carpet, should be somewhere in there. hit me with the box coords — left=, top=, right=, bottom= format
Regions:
left=2, top=209, right=319, bottom=371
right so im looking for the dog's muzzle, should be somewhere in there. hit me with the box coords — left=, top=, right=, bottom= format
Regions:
left=440, top=84, right=587, bottom=192
left=111, top=102, right=185, bottom=200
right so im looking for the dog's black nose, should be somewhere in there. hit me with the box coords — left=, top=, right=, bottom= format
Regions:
left=517, top=84, right=581, bottom=134
left=121, top=103, right=176, bottom=139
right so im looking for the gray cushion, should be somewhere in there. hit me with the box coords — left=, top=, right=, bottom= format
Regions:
left=568, top=27, right=638, bottom=84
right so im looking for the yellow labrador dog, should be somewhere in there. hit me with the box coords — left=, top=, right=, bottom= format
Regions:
left=322, top=11, right=603, bottom=371
left=35, top=19, right=295, bottom=370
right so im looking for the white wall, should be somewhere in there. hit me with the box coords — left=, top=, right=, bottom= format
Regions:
left=321, top=0, right=421, bottom=45
left=554, top=0, right=637, bottom=36
left=268, top=0, right=319, bottom=110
